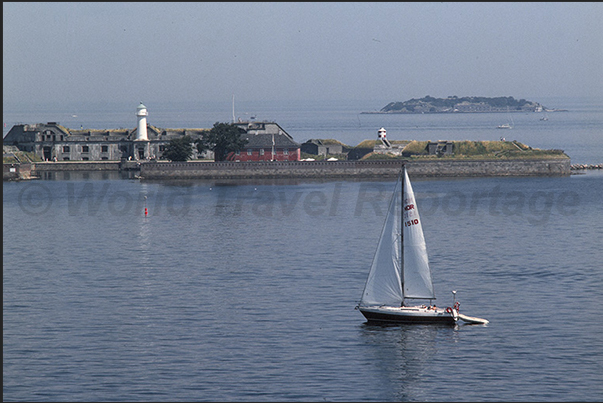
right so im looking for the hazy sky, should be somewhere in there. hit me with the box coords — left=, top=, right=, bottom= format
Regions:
left=3, top=2, right=602, bottom=106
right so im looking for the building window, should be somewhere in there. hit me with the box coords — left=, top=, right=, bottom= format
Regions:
left=63, top=157, right=70, bottom=160
left=235, top=150, right=240, bottom=155
left=260, top=149, right=265, bottom=156
left=247, top=149, right=252, bottom=156
left=82, top=145, right=89, bottom=153
left=159, top=145, right=165, bottom=152
left=82, top=157, right=89, bottom=161
left=101, top=145, right=108, bottom=152
left=283, top=148, right=289, bottom=155
left=101, top=157, right=108, bottom=160
left=63, top=146, right=70, bottom=152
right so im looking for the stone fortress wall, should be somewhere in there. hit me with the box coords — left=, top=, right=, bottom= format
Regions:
left=138, top=158, right=571, bottom=180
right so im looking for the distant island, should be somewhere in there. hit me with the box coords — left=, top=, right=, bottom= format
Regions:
left=362, top=96, right=557, bottom=114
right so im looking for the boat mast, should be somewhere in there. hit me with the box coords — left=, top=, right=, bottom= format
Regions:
left=400, top=166, right=405, bottom=305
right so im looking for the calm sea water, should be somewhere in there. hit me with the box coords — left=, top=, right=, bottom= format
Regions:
left=3, top=99, right=603, bottom=402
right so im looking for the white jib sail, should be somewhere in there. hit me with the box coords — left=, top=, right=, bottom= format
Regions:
left=402, top=168, right=435, bottom=299
left=360, top=175, right=403, bottom=307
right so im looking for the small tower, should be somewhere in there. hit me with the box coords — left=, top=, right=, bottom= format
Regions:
left=136, top=102, right=148, bottom=141
left=377, top=127, right=391, bottom=147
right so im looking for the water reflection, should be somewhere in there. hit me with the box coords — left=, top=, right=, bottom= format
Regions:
left=138, top=183, right=152, bottom=255
left=37, top=170, right=137, bottom=181
left=359, top=323, right=459, bottom=401
left=142, top=176, right=397, bottom=187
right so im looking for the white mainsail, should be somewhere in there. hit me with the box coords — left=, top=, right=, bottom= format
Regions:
left=360, top=167, right=435, bottom=307
left=401, top=168, right=435, bottom=299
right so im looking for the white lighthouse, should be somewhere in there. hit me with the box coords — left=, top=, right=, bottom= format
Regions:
left=377, top=127, right=391, bottom=147
left=136, top=102, right=148, bottom=141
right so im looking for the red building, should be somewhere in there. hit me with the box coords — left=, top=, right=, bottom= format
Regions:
left=227, top=121, right=300, bottom=162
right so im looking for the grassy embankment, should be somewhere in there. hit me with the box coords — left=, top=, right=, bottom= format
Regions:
left=360, top=140, right=569, bottom=160
left=3, top=149, right=43, bottom=164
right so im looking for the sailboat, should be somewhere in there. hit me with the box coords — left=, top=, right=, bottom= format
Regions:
left=356, top=166, right=488, bottom=325
left=497, top=106, right=514, bottom=129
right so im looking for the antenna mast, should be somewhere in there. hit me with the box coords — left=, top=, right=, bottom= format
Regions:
left=232, top=94, right=235, bottom=123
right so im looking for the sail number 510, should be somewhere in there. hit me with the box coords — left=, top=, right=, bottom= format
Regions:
left=405, top=219, right=419, bottom=227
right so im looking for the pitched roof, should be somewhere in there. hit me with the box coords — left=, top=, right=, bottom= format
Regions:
left=234, top=121, right=300, bottom=148
left=242, top=132, right=299, bottom=148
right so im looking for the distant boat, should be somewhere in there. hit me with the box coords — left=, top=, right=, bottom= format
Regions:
left=540, top=111, right=549, bottom=121
left=497, top=106, right=514, bottom=129
left=356, top=166, right=489, bottom=325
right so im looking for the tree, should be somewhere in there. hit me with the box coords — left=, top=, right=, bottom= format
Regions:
left=162, top=135, right=194, bottom=161
left=196, top=122, right=248, bottom=161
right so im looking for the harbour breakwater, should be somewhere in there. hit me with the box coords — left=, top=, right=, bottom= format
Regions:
left=4, top=161, right=130, bottom=181
left=570, top=163, right=602, bottom=170
left=4, top=158, right=571, bottom=181
left=139, top=159, right=571, bottom=180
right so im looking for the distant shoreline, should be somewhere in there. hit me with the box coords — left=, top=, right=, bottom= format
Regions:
left=360, top=109, right=569, bottom=114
